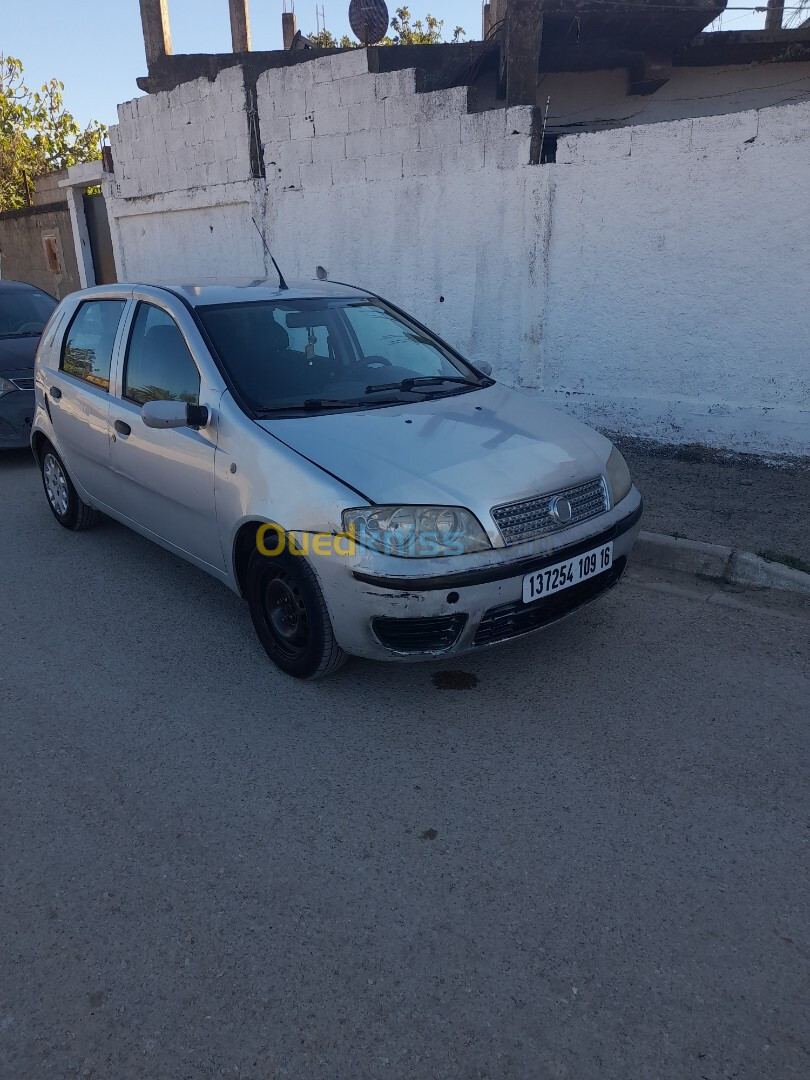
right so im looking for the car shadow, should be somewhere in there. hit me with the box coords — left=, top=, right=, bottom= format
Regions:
left=0, top=447, right=36, bottom=470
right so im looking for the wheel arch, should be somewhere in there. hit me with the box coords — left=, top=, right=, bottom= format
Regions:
left=232, top=519, right=281, bottom=598
left=232, top=518, right=328, bottom=599
left=31, top=429, right=50, bottom=465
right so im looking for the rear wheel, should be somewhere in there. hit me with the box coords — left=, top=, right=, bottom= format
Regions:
left=40, top=444, right=99, bottom=531
left=246, top=548, right=346, bottom=679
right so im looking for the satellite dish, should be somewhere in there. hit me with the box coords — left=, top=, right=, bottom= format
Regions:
left=348, top=0, right=389, bottom=45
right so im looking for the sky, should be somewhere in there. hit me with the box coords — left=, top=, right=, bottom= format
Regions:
left=4, top=1, right=772, bottom=130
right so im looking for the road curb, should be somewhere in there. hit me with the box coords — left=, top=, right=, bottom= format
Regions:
left=633, top=531, right=810, bottom=596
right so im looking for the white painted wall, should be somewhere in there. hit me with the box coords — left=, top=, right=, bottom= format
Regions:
left=107, top=66, right=264, bottom=285
left=106, top=52, right=810, bottom=455
left=544, top=105, right=810, bottom=452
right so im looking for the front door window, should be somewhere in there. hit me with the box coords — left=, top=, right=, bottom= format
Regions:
left=123, top=304, right=200, bottom=406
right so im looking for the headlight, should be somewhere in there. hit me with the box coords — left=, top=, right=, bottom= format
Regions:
left=342, top=505, right=491, bottom=558
left=606, top=446, right=632, bottom=505
left=0, top=377, right=16, bottom=398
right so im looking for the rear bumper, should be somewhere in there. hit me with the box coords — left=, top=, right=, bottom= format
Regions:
left=311, top=490, right=642, bottom=661
left=0, top=390, right=34, bottom=449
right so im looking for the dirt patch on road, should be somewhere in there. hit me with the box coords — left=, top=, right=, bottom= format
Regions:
left=432, top=670, right=479, bottom=690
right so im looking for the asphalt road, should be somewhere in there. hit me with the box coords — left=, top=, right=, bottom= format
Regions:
left=2, top=447, right=809, bottom=1080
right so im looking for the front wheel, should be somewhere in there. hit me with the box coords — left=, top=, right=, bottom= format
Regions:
left=40, top=443, right=99, bottom=531
left=245, top=548, right=346, bottom=679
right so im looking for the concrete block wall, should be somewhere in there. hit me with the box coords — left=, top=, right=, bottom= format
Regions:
left=109, top=65, right=252, bottom=199
left=254, top=51, right=533, bottom=194
left=0, top=204, right=81, bottom=298
left=105, top=52, right=810, bottom=454
left=31, top=169, right=70, bottom=208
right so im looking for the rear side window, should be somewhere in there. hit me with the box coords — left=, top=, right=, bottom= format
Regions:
left=123, top=303, right=200, bottom=406
left=61, top=299, right=126, bottom=391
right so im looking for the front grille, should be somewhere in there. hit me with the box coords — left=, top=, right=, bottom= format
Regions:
left=372, top=614, right=468, bottom=653
left=473, top=558, right=625, bottom=647
left=491, top=476, right=609, bottom=545
left=10, top=378, right=35, bottom=391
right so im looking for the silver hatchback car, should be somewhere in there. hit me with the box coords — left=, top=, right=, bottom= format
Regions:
left=32, top=280, right=642, bottom=678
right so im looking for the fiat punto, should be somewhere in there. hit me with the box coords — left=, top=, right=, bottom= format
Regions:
left=32, top=280, right=642, bottom=678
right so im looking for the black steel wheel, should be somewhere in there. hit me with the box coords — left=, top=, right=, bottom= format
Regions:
left=245, top=548, right=346, bottom=679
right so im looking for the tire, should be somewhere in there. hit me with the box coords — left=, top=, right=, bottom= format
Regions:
left=40, top=443, right=100, bottom=531
left=245, top=547, right=346, bottom=680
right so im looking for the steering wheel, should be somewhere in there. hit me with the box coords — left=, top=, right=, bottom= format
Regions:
left=357, top=355, right=392, bottom=369
left=16, top=322, right=43, bottom=334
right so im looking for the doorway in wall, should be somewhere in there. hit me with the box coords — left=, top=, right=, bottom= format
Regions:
left=82, top=192, right=117, bottom=284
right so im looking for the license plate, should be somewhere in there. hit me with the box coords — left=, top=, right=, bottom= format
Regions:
left=522, top=542, right=613, bottom=604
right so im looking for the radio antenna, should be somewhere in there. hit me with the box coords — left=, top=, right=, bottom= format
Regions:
left=252, top=217, right=289, bottom=290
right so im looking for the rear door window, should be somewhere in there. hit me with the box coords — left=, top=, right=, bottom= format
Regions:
left=123, top=303, right=200, bottom=406
left=61, top=299, right=127, bottom=391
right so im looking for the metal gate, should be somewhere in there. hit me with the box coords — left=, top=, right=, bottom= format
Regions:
left=82, top=192, right=117, bottom=285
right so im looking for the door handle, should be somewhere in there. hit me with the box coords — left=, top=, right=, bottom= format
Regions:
left=114, top=419, right=131, bottom=437
left=49, top=386, right=62, bottom=400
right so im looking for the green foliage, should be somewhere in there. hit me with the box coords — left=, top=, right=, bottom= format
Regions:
left=386, top=7, right=466, bottom=44
left=308, top=7, right=465, bottom=49
left=307, top=29, right=355, bottom=48
left=0, top=55, right=107, bottom=211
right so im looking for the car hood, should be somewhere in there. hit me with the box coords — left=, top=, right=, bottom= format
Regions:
left=0, top=335, right=38, bottom=377
left=257, top=383, right=612, bottom=522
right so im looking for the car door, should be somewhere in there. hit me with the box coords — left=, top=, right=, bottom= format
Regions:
left=43, top=296, right=129, bottom=503
left=107, top=299, right=225, bottom=571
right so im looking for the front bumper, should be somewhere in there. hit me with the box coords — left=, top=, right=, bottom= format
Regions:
left=310, top=489, right=643, bottom=661
left=0, top=390, right=34, bottom=449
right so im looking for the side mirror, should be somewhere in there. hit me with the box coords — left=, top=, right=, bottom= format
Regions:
left=141, top=400, right=209, bottom=429
left=477, top=361, right=493, bottom=376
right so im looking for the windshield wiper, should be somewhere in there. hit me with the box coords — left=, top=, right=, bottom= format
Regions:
left=0, top=332, right=41, bottom=339
left=259, top=397, right=403, bottom=414
left=365, top=376, right=476, bottom=395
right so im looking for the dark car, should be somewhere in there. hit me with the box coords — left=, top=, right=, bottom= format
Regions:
left=0, top=280, right=59, bottom=448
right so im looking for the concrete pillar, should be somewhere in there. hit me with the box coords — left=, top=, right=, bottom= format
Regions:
left=139, top=0, right=172, bottom=68
left=764, top=0, right=784, bottom=29
left=229, top=0, right=252, bottom=52
left=64, top=187, right=95, bottom=289
left=505, top=1, right=543, bottom=107
left=482, top=4, right=492, bottom=39
left=282, top=11, right=297, bottom=50
left=628, top=50, right=673, bottom=96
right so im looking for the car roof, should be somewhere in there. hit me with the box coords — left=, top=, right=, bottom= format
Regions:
left=144, top=279, right=372, bottom=307
left=0, top=279, right=56, bottom=297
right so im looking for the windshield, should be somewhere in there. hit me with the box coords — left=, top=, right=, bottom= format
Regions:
left=197, top=297, right=488, bottom=414
left=0, top=287, right=58, bottom=339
